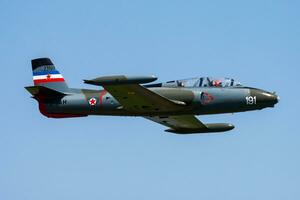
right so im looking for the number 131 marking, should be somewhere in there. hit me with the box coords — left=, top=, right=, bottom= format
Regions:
left=246, top=96, right=257, bottom=105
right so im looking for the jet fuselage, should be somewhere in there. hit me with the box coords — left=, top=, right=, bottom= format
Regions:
left=39, top=86, right=278, bottom=117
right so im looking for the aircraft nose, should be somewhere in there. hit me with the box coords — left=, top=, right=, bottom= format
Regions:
left=250, top=89, right=279, bottom=107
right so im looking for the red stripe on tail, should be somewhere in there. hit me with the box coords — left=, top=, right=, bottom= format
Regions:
left=34, top=78, right=65, bottom=85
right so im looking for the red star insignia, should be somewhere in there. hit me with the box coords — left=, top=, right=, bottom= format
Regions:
left=89, top=98, right=97, bottom=106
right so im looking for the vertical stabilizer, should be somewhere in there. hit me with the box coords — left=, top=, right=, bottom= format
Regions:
left=31, top=58, right=69, bottom=92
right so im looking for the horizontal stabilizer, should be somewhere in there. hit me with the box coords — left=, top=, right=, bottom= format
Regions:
left=25, top=86, right=67, bottom=97
left=84, top=75, right=157, bottom=86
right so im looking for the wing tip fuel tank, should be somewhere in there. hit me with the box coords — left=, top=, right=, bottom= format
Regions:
left=84, top=75, right=157, bottom=86
left=165, top=123, right=235, bottom=134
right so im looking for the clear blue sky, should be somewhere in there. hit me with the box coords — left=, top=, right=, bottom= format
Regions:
left=0, top=0, right=299, bottom=199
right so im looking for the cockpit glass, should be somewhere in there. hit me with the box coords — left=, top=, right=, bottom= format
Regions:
left=177, top=78, right=199, bottom=88
left=201, top=77, right=242, bottom=87
left=171, top=77, right=242, bottom=88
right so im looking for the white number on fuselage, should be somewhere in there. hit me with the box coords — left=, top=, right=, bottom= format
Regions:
left=246, top=96, right=256, bottom=105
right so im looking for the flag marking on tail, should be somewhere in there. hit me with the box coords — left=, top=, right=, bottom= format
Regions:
left=33, top=70, right=65, bottom=85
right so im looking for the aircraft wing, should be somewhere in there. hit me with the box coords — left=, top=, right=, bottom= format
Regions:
left=84, top=75, right=185, bottom=112
left=145, top=115, right=235, bottom=134
left=84, top=75, right=235, bottom=134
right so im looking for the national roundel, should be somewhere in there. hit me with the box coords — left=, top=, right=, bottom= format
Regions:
left=89, top=97, right=97, bottom=106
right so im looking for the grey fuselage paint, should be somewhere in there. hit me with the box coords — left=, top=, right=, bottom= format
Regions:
left=40, top=86, right=278, bottom=117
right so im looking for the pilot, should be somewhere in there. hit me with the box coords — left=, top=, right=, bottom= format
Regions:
left=177, top=81, right=184, bottom=87
left=212, top=80, right=222, bottom=87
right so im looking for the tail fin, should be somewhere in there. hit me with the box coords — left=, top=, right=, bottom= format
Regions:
left=32, top=58, right=69, bottom=92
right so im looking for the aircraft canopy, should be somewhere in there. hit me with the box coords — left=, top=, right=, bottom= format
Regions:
left=161, top=77, right=242, bottom=88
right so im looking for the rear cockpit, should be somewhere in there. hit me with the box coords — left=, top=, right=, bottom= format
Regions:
left=146, top=77, right=242, bottom=88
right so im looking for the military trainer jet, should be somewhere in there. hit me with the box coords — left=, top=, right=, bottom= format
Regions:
left=25, top=58, right=279, bottom=134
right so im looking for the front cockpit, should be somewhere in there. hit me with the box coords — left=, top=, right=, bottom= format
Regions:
left=197, top=77, right=242, bottom=88
left=147, top=77, right=242, bottom=88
